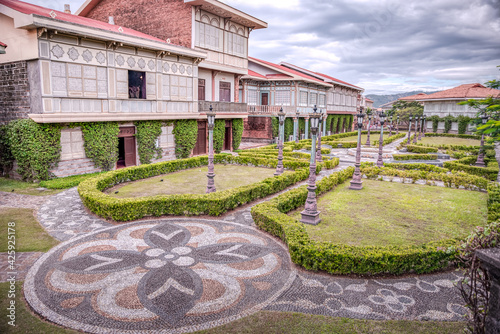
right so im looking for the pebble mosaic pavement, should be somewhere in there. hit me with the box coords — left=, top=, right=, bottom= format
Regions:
left=16, top=138, right=471, bottom=333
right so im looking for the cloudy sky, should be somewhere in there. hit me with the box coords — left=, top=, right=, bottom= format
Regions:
left=24, top=0, right=500, bottom=95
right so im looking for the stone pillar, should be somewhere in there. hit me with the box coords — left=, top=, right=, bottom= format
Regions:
left=293, top=117, right=298, bottom=143
left=322, top=115, right=327, bottom=136
left=476, top=248, right=500, bottom=334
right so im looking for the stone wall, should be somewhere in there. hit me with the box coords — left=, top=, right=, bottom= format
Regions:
left=84, top=0, right=192, bottom=48
left=0, top=60, right=31, bottom=125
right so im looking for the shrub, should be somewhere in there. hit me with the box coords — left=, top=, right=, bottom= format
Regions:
left=392, top=154, right=438, bottom=161
left=78, top=155, right=320, bottom=221
left=406, top=145, right=438, bottom=153
left=251, top=167, right=466, bottom=275
left=134, top=121, right=163, bottom=164
left=232, top=119, right=243, bottom=150
left=7, top=119, right=61, bottom=181
left=444, top=157, right=498, bottom=181
left=0, top=125, right=13, bottom=176
left=40, top=172, right=104, bottom=189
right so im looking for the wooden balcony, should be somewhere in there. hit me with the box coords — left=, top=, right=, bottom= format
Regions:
left=247, top=105, right=324, bottom=116
left=198, top=101, right=247, bottom=113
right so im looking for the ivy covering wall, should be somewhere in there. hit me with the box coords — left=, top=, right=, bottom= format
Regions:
left=0, top=125, right=13, bottom=176
left=232, top=119, right=243, bottom=150
left=284, top=117, right=293, bottom=141
left=272, top=117, right=279, bottom=138
left=173, top=119, right=198, bottom=159
left=79, top=122, right=119, bottom=171
left=213, top=119, right=225, bottom=153
left=7, top=119, right=61, bottom=181
left=134, top=121, right=163, bottom=164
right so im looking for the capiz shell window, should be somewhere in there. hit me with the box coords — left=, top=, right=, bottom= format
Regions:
left=128, top=71, right=146, bottom=99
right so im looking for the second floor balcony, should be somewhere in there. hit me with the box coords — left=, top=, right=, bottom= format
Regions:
left=198, top=101, right=247, bottom=114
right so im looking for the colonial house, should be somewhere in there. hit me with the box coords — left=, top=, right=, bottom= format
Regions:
left=0, top=0, right=206, bottom=176
left=77, top=0, right=267, bottom=155
left=240, top=57, right=363, bottom=142
left=364, top=97, right=374, bottom=109
left=418, top=83, right=500, bottom=133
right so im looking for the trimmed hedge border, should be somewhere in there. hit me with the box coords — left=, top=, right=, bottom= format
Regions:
left=406, top=145, right=438, bottom=154
left=251, top=166, right=495, bottom=275
left=392, top=154, right=438, bottom=161
left=444, top=157, right=499, bottom=181
left=78, top=155, right=338, bottom=221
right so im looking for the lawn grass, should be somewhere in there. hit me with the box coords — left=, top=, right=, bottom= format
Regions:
left=335, top=134, right=391, bottom=143
left=196, top=311, right=465, bottom=334
left=0, top=284, right=464, bottom=334
left=420, top=136, right=480, bottom=147
left=39, top=172, right=104, bottom=189
left=290, top=179, right=487, bottom=246
left=108, top=165, right=286, bottom=198
left=0, top=177, right=60, bottom=196
left=0, top=208, right=59, bottom=252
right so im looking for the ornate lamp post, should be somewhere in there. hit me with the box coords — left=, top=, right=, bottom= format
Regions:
left=413, top=116, right=419, bottom=144
left=376, top=111, right=386, bottom=167
left=350, top=107, right=365, bottom=190
left=274, top=108, right=286, bottom=176
left=476, top=113, right=489, bottom=167
left=389, top=115, right=393, bottom=136
left=407, top=115, right=413, bottom=145
left=422, top=116, right=426, bottom=137
left=316, top=108, right=323, bottom=163
left=365, top=114, right=372, bottom=146
left=206, top=106, right=216, bottom=193
left=294, top=110, right=300, bottom=143
left=418, top=116, right=424, bottom=140
left=396, top=115, right=400, bottom=135
left=301, top=106, right=322, bottom=225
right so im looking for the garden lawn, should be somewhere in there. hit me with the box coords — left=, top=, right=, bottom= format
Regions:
left=0, top=285, right=463, bottom=334
left=108, top=165, right=287, bottom=198
left=290, top=179, right=487, bottom=246
left=419, top=137, right=480, bottom=147
left=335, top=134, right=392, bottom=143
left=0, top=208, right=59, bottom=252
left=0, top=177, right=60, bottom=196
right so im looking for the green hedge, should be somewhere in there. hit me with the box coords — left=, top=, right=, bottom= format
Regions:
left=325, top=141, right=357, bottom=148
left=78, top=155, right=327, bottom=221
left=424, top=132, right=481, bottom=140
left=251, top=167, right=470, bottom=275
left=371, top=133, right=407, bottom=146
left=406, top=145, right=438, bottom=153
left=444, top=157, right=498, bottom=181
left=40, top=172, right=105, bottom=189
left=392, top=154, right=438, bottom=161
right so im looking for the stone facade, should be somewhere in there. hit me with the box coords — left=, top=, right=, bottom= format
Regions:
left=84, top=0, right=193, bottom=48
left=0, top=60, right=31, bottom=124
left=242, top=116, right=272, bottom=142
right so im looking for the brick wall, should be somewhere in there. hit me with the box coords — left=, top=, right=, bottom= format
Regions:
left=242, top=117, right=273, bottom=142
left=84, top=0, right=192, bottom=48
left=0, top=61, right=31, bottom=125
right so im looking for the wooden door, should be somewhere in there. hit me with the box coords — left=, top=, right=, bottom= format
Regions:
left=198, top=79, right=205, bottom=101
left=261, top=93, right=269, bottom=106
left=124, top=137, right=136, bottom=167
left=193, top=121, right=207, bottom=155
left=224, top=124, right=232, bottom=151
left=219, top=82, right=231, bottom=102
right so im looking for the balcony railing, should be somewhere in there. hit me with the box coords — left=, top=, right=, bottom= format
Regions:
left=198, top=101, right=247, bottom=113
left=247, top=105, right=327, bottom=116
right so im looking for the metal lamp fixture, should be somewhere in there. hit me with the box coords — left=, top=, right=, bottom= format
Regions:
left=407, top=115, right=413, bottom=145
left=301, top=105, right=321, bottom=225
left=206, top=105, right=216, bottom=193
left=413, top=115, right=419, bottom=144
left=396, top=115, right=400, bottom=135
left=350, top=107, right=365, bottom=190
left=274, top=107, right=286, bottom=176
left=366, top=115, right=372, bottom=145
left=295, top=109, right=300, bottom=143
left=376, top=111, right=386, bottom=167
left=316, top=108, right=324, bottom=163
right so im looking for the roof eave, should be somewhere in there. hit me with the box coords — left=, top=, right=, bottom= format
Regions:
left=28, top=14, right=207, bottom=59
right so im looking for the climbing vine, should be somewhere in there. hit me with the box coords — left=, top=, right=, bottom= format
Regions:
left=173, top=119, right=198, bottom=159
left=347, top=115, right=353, bottom=131
left=232, top=119, right=243, bottom=150
left=213, top=119, right=225, bottom=153
left=284, top=117, right=293, bottom=141
left=443, top=115, right=456, bottom=133
left=7, top=119, right=61, bottom=181
left=429, top=115, right=440, bottom=132
left=79, top=122, right=119, bottom=171
left=134, top=121, right=163, bottom=164
left=457, top=115, right=472, bottom=134
left=0, top=125, right=13, bottom=176
left=271, top=117, right=279, bottom=138
left=299, top=118, right=305, bottom=138
left=332, top=116, right=339, bottom=134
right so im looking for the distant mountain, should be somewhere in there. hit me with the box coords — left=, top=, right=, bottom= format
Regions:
left=366, top=91, right=438, bottom=108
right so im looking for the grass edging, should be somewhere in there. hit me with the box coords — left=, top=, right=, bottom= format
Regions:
left=251, top=166, right=497, bottom=275
left=78, top=155, right=339, bottom=221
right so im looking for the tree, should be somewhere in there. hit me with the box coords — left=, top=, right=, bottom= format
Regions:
left=389, top=100, right=424, bottom=125
left=484, top=65, right=500, bottom=89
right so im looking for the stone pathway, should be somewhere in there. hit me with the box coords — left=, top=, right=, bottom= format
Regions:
left=0, top=191, right=48, bottom=209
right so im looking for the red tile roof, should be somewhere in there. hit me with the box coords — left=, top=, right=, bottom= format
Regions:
left=419, top=84, right=500, bottom=100
left=365, top=97, right=373, bottom=102
left=0, top=0, right=172, bottom=45
left=247, top=69, right=267, bottom=79
left=266, top=73, right=293, bottom=79
left=398, top=93, right=427, bottom=101
left=0, top=41, right=6, bottom=47
left=249, top=57, right=328, bottom=85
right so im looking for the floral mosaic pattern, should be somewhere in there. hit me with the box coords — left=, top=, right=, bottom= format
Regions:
left=67, top=47, right=79, bottom=61
left=96, top=52, right=106, bottom=65
left=138, top=58, right=146, bottom=69
left=116, top=55, right=125, bottom=66
left=25, top=219, right=295, bottom=333
left=51, top=44, right=64, bottom=59
left=82, top=49, right=93, bottom=63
